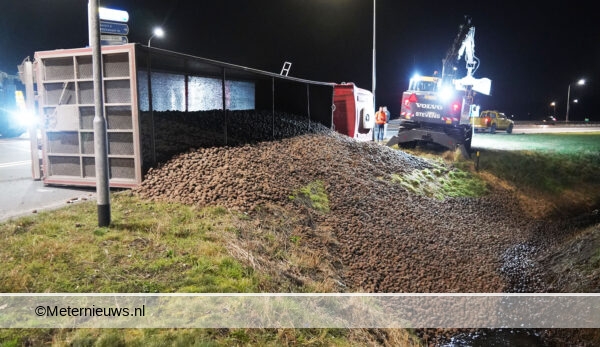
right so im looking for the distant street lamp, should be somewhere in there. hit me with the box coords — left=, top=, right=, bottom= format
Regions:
left=565, top=78, right=585, bottom=122
left=550, top=101, right=556, bottom=117
left=148, top=27, right=164, bottom=47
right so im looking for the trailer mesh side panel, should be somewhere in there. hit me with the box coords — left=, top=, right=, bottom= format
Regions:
left=82, top=157, right=95, bottom=178
left=106, top=106, right=132, bottom=129
left=78, top=82, right=94, bottom=104
left=48, top=156, right=80, bottom=176
left=109, top=158, right=135, bottom=179
left=76, top=56, right=93, bottom=79
left=135, top=46, right=334, bottom=174
left=47, top=132, right=79, bottom=154
left=80, top=132, right=94, bottom=155
left=37, top=46, right=138, bottom=187
left=104, top=53, right=129, bottom=78
left=79, top=107, right=95, bottom=129
left=43, top=57, right=74, bottom=81
left=105, top=80, right=131, bottom=104
left=44, top=82, right=76, bottom=105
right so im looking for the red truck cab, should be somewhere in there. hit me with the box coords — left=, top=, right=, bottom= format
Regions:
left=333, top=83, right=374, bottom=141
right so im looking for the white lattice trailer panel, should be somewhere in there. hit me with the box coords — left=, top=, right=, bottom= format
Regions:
left=35, top=44, right=141, bottom=188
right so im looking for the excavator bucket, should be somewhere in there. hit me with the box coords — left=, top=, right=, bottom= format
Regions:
left=454, top=76, right=492, bottom=96
left=386, top=130, right=472, bottom=159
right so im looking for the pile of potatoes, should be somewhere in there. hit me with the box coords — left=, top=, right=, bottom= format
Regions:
left=135, top=110, right=552, bottom=296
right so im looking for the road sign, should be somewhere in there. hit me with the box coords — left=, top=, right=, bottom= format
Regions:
left=100, top=21, right=129, bottom=35
left=99, top=7, right=129, bottom=23
left=101, top=35, right=128, bottom=46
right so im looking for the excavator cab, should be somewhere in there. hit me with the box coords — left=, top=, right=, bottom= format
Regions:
left=408, top=76, right=439, bottom=93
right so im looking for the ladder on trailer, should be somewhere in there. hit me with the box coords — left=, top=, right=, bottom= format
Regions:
left=280, top=61, right=292, bottom=76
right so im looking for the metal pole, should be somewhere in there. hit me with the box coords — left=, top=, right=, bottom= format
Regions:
left=222, top=67, right=227, bottom=145
left=146, top=29, right=157, bottom=165
left=306, top=84, right=311, bottom=131
left=23, top=60, right=41, bottom=180
left=147, top=49, right=156, bottom=165
left=372, top=0, right=376, bottom=109
left=372, top=0, right=376, bottom=141
left=89, top=0, right=111, bottom=227
left=565, top=83, right=571, bottom=122
left=272, top=77, right=275, bottom=139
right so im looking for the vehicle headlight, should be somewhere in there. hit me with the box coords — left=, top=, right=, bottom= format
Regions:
left=14, top=111, right=38, bottom=128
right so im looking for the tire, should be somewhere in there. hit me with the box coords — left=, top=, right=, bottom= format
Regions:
left=506, top=123, right=513, bottom=134
left=463, top=136, right=472, bottom=153
left=399, top=120, right=416, bottom=130
left=490, top=124, right=496, bottom=134
left=399, top=141, right=417, bottom=149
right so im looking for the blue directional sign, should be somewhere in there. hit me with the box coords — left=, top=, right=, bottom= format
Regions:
left=100, top=21, right=129, bottom=35
left=101, top=35, right=129, bottom=46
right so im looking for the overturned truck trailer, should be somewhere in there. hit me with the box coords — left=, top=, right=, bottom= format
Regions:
left=31, top=44, right=373, bottom=188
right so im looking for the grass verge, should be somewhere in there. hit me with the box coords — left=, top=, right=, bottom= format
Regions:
left=0, top=193, right=419, bottom=346
left=395, top=133, right=600, bottom=217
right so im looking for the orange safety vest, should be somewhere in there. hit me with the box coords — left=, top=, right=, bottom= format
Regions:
left=375, top=111, right=386, bottom=125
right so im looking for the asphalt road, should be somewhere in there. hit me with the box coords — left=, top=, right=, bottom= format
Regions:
left=509, top=124, right=600, bottom=134
left=0, top=135, right=96, bottom=222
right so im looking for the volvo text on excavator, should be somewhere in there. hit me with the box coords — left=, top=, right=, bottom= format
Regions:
left=387, top=16, right=492, bottom=156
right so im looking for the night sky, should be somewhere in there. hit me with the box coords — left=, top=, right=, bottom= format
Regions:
left=1, top=1, right=598, bottom=121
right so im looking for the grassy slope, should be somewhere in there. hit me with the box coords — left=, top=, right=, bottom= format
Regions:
left=472, top=133, right=600, bottom=218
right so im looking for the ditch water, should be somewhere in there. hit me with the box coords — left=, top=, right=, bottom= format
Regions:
left=442, top=329, right=546, bottom=346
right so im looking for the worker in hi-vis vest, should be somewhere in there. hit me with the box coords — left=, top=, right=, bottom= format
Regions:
left=375, top=106, right=387, bottom=142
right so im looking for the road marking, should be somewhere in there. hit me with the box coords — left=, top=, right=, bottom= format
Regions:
left=0, top=160, right=31, bottom=168
left=0, top=141, right=32, bottom=152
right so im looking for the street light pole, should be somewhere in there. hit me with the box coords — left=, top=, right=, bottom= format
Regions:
left=550, top=101, right=556, bottom=117
left=371, top=0, right=376, bottom=141
left=372, top=0, right=376, bottom=110
left=565, top=79, right=585, bottom=122
left=566, top=84, right=572, bottom=122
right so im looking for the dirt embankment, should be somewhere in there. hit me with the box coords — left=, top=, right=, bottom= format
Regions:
left=134, top=122, right=599, bottom=345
